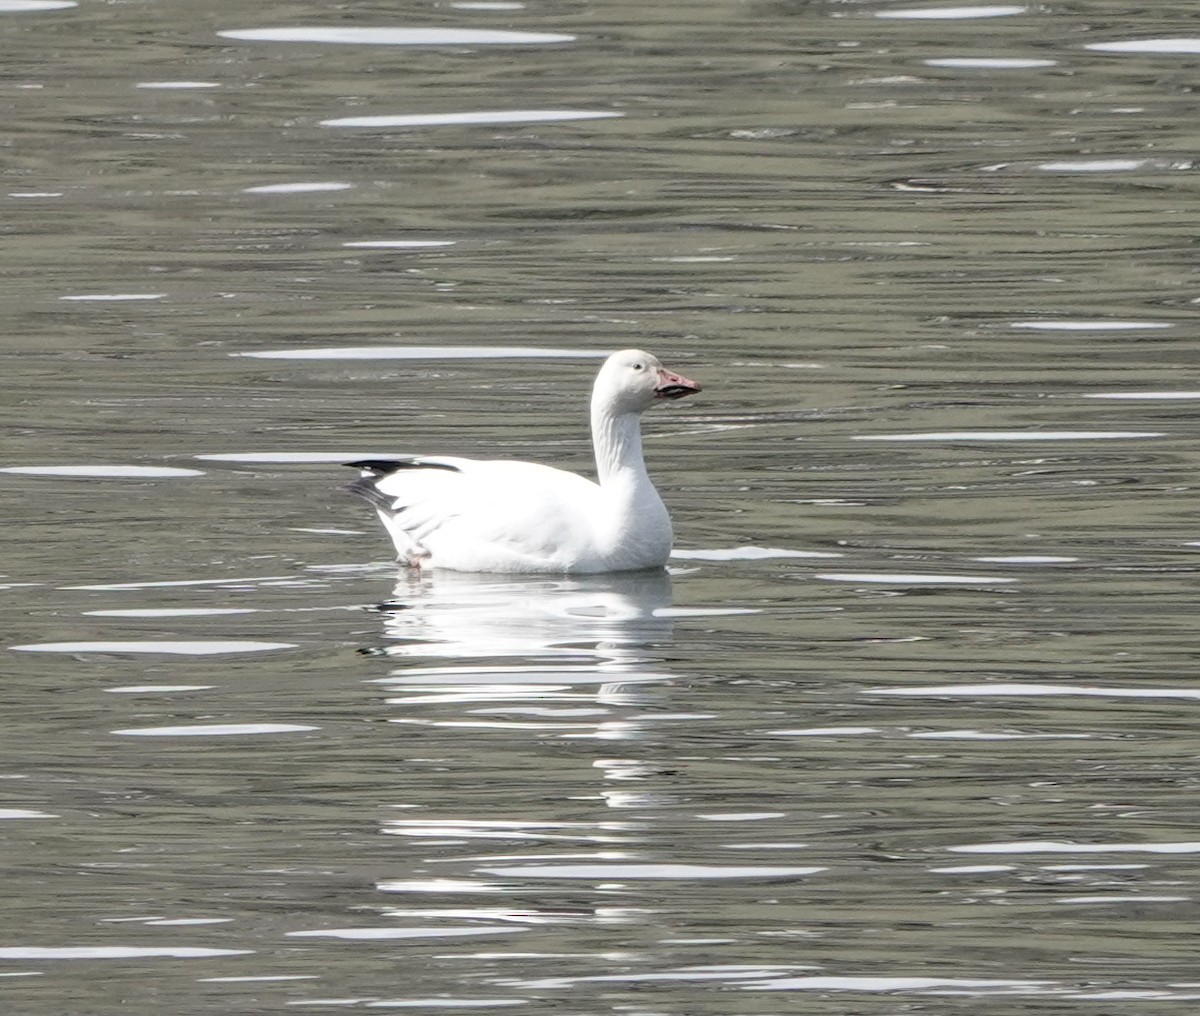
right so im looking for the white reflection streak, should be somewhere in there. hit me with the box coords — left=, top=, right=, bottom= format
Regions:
left=230, top=345, right=605, bottom=361
left=478, top=862, right=825, bottom=879
left=950, top=840, right=1200, bottom=854
left=241, top=182, right=352, bottom=194
left=0, top=946, right=251, bottom=959
left=510, top=965, right=802, bottom=990
left=217, top=27, right=573, bottom=46
left=925, top=58, right=1055, bottom=68
left=1058, top=895, right=1188, bottom=905
left=287, top=926, right=524, bottom=940
left=594, top=758, right=659, bottom=782
left=0, top=464, right=201, bottom=478
left=375, top=878, right=507, bottom=895
left=867, top=682, right=1200, bottom=701
left=852, top=431, right=1164, bottom=441
left=816, top=572, right=1017, bottom=585
left=1085, top=391, right=1200, bottom=400
left=1037, top=159, right=1148, bottom=172
left=509, top=967, right=1041, bottom=994
left=382, top=817, right=634, bottom=845
left=113, top=723, right=318, bottom=737
left=58, top=293, right=165, bottom=301
left=876, top=5, right=1026, bottom=18
left=63, top=574, right=295, bottom=590
left=1010, top=320, right=1171, bottom=330
left=745, top=975, right=1052, bottom=994
left=671, top=546, right=839, bottom=561
left=1086, top=39, right=1200, bottom=54
left=321, top=110, right=622, bottom=129
left=342, top=240, right=456, bottom=249
left=586, top=720, right=655, bottom=744
left=135, top=81, right=220, bottom=89
left=0, top=1, right=78, bottom=10
left=11, top=639, right=295, bottom=654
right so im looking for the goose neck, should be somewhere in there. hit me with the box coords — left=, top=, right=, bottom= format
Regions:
left=591, top=404, right=647, bottom=487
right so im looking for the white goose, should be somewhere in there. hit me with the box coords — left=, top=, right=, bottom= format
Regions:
left=345, top=349, right=701, bottom=573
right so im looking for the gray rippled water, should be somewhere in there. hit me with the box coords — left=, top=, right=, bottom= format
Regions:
left=3, top=0, right=1200, bottom=1013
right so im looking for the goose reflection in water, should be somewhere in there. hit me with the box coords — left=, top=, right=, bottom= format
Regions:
left=373, top=568, right=675, bottom=662
left=367, top=570, right=681, bottom=746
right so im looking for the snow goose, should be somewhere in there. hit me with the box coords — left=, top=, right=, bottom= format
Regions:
left=345, top=349, right=701, bottom=573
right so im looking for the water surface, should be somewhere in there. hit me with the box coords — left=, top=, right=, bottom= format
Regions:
left=3, top=0, right=1200, bottom=1012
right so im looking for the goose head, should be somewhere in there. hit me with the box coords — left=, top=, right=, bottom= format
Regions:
left=593, top=349, right=702, bottom=415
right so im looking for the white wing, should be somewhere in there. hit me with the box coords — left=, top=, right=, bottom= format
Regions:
left=347, top=457, right=607, bottom=572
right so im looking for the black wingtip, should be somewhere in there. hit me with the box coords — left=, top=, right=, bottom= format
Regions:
left=345, top=458, right=404, bottom=476
left=344, top=458, right=461, bottom=476
left=342, top=458, right=463, bottom=509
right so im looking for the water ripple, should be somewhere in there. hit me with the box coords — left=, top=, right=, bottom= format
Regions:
left=853, top=431, right=1164, bottom=441
left=1038, top=158, right=1152, bottom=172
left=84, top=608, right=255, bottom=617
left=746, top=975, right=1052, bottom=994
left=287, top=926, right=523, bottom=940
left=672, top=546, right=841, bottom=561
left=867, top=682, right=1200, bottom=701
left=64, top=574, right=295, bottom=590
left=112, top=723, right=318, bottom=737
left=11, top=640, right=295, bottom=654
left=876, top=5, right=1026, bottom=19
left=1, top=464, right=201, bottom=479
left=950, top=840, right=1200, bottom=854
left=0, top=946, right=250, bottom=959
left=232, top=345, right=605, bottom=360
left=972, top=555, right=1078, bottom=564
left=241, top=182, right=353, bottom=194
left=817, top=572, right=1017, bottom=585
left=321, top=110, right=622, bottom=129
left=478, top=863, right=825, bottom=879
left=195, top=451, right=383, bottom=463
left=1084, top=391, right=1200, bottom=400
left=1086, top=38, right=1200, bottom=55
left=135, top=81, right=220, bottom=89
left=0, top=1, right=76, bottom=11
left=104, top=684, right=215, bottom=693
left=342, top=240, right=456, bottom=249
left=218, top=27, right=574, bottom=46
left=58, top=293, right=166, bottom=301
left=925, top=58, right=1055, bottom=69
left=1010, top=319, right=1172, bottom=330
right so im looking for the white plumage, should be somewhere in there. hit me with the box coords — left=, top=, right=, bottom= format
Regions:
left=345, top=349, right=701, bottom=573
